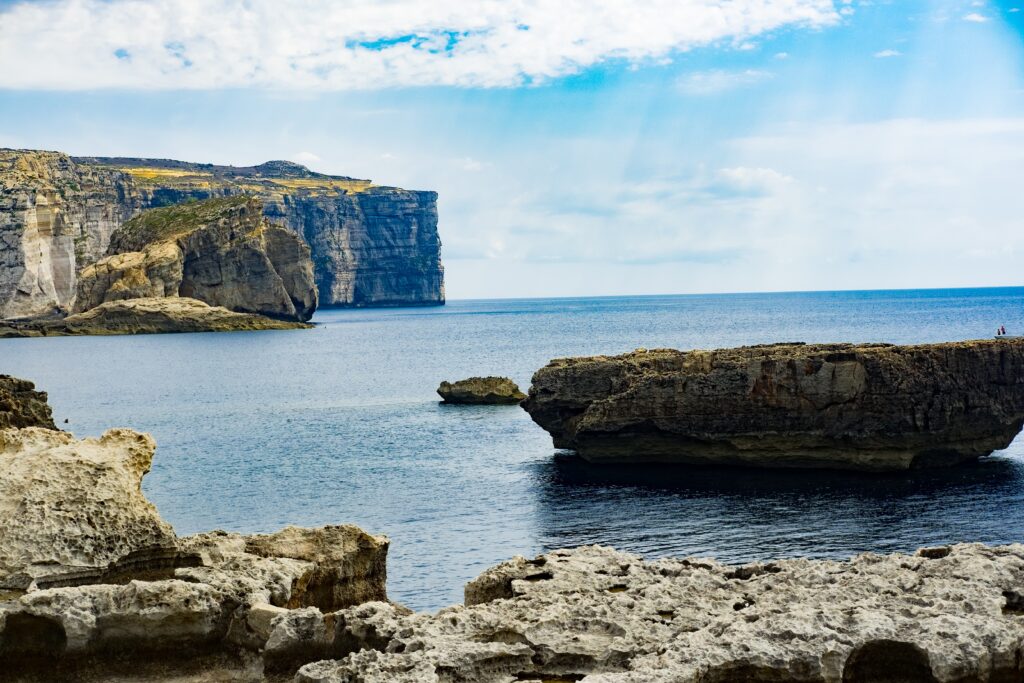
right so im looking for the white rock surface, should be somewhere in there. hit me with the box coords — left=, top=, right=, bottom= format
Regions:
left=298, top=544, right=1024, bottom=683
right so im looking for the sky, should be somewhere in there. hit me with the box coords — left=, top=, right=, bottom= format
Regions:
left=1, top=0, right=1022, bottom=299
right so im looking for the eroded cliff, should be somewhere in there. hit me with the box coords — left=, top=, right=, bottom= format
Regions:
left=522, top=340, right=1024, bottom=470
left=0, top=149, right=444, bottom=318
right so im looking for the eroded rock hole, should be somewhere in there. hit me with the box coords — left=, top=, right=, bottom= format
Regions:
left=842, top=640, right=938, bottom=683
left=0, top=613, right=68, bottom=658
left=1003, top=590, right=1024, bottom=614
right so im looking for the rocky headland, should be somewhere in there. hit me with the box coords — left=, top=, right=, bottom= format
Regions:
left=437, top=376, right=527, bottom=405
left=522, top=339, right=1024, bottom=470
left=0, top=148, right=444, bottom=320
left=0, top=375, right=57, bottom=429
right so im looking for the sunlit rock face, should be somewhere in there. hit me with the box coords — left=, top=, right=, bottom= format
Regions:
left=0, top=149, right=444, bottom=318
left=0, top=150, right=139, bottom=318
left=522, top=340, right=1024, bottom=470
left=75, top=195, right=318, bottom=322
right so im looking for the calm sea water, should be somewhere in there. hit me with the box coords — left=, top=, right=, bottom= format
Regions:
left=3, top=288, right=1024, bottom=610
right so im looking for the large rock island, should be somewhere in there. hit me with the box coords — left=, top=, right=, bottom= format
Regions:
left=522, top=340, right=1024, bottom=470
left=0, top=148, right=444, bottom=319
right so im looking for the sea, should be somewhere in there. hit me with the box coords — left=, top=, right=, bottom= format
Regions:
left=3, top=287, right=1024, bottom=611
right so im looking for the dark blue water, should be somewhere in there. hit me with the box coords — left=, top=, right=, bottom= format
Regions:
left=3, top=287, right=1024, bottom=611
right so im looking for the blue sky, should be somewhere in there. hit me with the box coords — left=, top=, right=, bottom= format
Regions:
left=1, top=0, right=1023, bottom=299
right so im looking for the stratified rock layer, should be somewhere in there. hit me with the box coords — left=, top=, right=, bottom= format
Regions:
left=297, top=543, right=1024, bottom=683
left=0, top=297, right=310, bottom=336
left=0, top=376, right=57, bottom=430
left=437, top=376, right=527, bottom=405
left=76, top=195, right=318, bottom=322
left=522, top=340, right=1024, bottom=470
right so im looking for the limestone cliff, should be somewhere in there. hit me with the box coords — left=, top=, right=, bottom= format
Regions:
left=522, top=340, right=1024, bottom=470
left=76, top=195, right=317, bottom=321
left=0, top=148, right=444, bottom=318
left=76, top=155, right=445, bottom=308
left=0, top=376, right=58, bottom=430
left=0, top=150, right=138, bottom=318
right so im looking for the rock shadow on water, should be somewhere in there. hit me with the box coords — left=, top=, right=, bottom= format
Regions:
left=528, top=451, right=1024, bottom=564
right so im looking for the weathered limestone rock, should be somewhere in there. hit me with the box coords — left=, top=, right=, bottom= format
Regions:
left=0, top=425, right=391, bottom=679
left=0, top=428, right=176, bottom=590
left=76, top=195, right=318, bottom=322
left=0, top=297, right=310, bottom=337
left=437, top=377, right=527, bottom=405
left=1, top=149, right=444, bottom=319
left=297, top=543, right=1024, bottom=683
left=522, top=340, right=1024, bottom=470
left=0, top=376, right=57, bottom=430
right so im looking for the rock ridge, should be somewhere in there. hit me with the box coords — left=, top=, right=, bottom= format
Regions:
left=522, top=339, right=1024, bottom=470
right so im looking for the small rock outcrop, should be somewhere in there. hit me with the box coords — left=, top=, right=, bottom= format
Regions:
left=522, top=340, right=1024, bottom=470
left=0, top=376, right=57, bottom=430
left=0, top=297, right=310, bottom=336
left=75, top=195, right=318, bottom=322
left=437, top=377, right=527, bottom=405
left=296, top=543, right=1024, bottom=682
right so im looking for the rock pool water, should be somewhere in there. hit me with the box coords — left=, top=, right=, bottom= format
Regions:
left=3, top=287, right=1024, bottom=610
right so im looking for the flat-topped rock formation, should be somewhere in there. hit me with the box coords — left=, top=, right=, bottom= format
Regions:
left=0, top=149, right=444, bottom=319
left=437, top=376, right=527, bottom=405
left=522, top=340, right=1024, bottom=470
left=0, top=297, right=310, bottom=337
left=0, top=376, right=57, bottom=430
left=76, top=195, right=317, bottom=322
left=296, top=543, right=1024, bottom=683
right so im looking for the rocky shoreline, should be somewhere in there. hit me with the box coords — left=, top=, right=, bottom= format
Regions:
left=523, top=340, right=1024, bottom=471
left=1, top=374, right=1023, bottom=681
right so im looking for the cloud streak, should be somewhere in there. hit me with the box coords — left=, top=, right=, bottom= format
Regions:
left=0, top=0, right=839, bottom=90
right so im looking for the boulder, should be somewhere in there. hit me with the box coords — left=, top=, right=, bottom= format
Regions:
left=74, top=195, right=318, bottom=322
left=0, top=297, right=311, bottom=337
left=522, top=340, right=1024, bottom=470
left=297, top=543, right=1024, bottom=683
left=0, top=376, right=57, bottom=430
left=437, top=376, right=527, bottom=405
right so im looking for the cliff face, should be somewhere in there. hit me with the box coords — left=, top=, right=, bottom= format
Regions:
left=522, top=340, right=1024, bottom=470
left=75, top=155, right=445, bottom=308
left=0, top=150, right=138, bottom=318
left=77, top=195, right=318, bottom=321
left=0, top=376, right=57, bottom=430
left=0, top=149, right=444, bottom=318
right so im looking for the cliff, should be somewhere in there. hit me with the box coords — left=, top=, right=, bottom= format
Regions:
left=76, top=195, right=318, bottom=321
left=522, top=340, right=1024, bottom=470
left=0, top=149, right=444, bottom=318
left=0, top=376, right=58, bottom=430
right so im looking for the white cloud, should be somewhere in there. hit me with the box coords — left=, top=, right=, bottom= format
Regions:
left=873, top=49, right=902, bottom=58
left=677, top=69, right=775, bottom=95
left=713, top=166, right=795, bottom=194
left=774, top=52, right=790, bottom=59
left=963, top=12, right=990, bottom=22
left=459, top=157, right=487, bottom=172
left=0, top=0, right=840, bottom=90
left=291, top=151, right=321, bottom=164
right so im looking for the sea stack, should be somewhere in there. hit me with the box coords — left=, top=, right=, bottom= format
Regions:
left=437, top=377, right=527, bottom=405
left=521, top=340, right=1024, bottom=471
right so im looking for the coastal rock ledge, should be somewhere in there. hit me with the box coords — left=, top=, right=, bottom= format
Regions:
left=522, top=339, right=1024, bottom=470
left=437, top=376, right=527, bottom=405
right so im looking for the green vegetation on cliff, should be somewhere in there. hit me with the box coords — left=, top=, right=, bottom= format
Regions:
left=109, top=195, right=255, bottom=252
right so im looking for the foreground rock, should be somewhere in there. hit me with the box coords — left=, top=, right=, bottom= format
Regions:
left=0, top=376, right=57, bottom=429
left=437, top=377, right=527, bottom=405
left=522, top=340, right=1024, bottom=470
left=0, top=423, right=389, bottom=679
left=298, top=543, right=1024, bottom=683
left=0, top=297, right=310, bottom=337
left=75, top=195, right=318, bottom=322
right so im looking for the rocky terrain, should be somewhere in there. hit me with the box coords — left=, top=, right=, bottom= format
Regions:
left=0, top=297, right=309, bottom=337
left=0, top=375, right=57, bottom=429
left=437, top=376, right=527, bottom=405
left=76, top=195, right=317, bottom=322
left=522, top=340, right=1024, bottom=470
left=0, top=149, right=444, bottom=319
